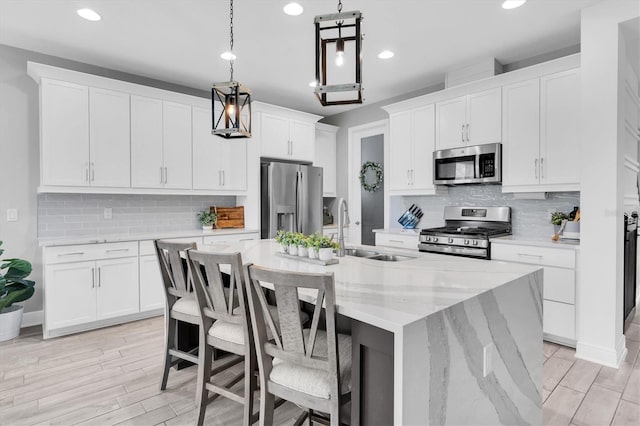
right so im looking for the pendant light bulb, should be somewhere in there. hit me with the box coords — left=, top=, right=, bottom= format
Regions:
left=226, top=97, right=236, bottom=118
left=335, top=37, right=345, bottom=67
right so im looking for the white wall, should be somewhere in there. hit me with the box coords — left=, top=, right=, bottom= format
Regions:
left=577, top=0, right=640, bottom=368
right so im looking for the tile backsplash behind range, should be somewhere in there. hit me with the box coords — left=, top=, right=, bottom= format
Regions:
left=394, top=186, right=580, bottom=241
left=38, top=194, right=237, bottom=238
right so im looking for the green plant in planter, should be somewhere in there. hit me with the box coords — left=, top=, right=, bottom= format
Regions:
left=275, top=230, right=289, bottom=245
left=551, top=211, right=569, bottom=226
left=306, top=233, right=321, bottom=248
left=0, top=241, right=35, bottom=311
left=197, top=210, right=217, bottom=227
left=315, top=235, right=339, bottom=250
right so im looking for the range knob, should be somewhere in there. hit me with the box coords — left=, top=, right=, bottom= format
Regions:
left=472, top=240, right=479, bottom=246
left=425, top=236, right=431, bottom=242
left=464, top=239, right=469, bottom=245
left=433, top=237, right=439, bottom=243
left=448, top=238, right=454, bottom=243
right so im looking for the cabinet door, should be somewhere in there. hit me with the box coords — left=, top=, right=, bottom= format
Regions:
left=388, top=112, right=413, bottom=191
left=540, top=69, right=580, bottom=186
left=315, top=129, right=337, bottom=197
left=260, top=113, right=290, bottom=158
left=139, top=255, right=165, bottom=312
left=219, top=138, right=247, bottom=191
left=131, top=95, right=164, bottom=188
left=45, top=261, right=96, bottom=329
left=41, top=79, right=89, bottom=186
left=502, top=79, right=540, bottom=187
left=162, top=101, right=192, bottom=189
left=89, top=87, right=131, bottom=187
left=290, top=120, right=315, bottom=162
left=192, top=106, right=221, bottom=190
left=96, top=257, right=139, bottom=320
left=435, top=96, right=466, bottom=150
left=411, top=105, right=436, bottom=190
left=467, top=88, right=502, bottom=145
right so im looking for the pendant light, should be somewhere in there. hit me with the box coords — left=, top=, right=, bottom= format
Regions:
left=211, top=0, right=251, bottom=138
left=314, top=0, right=363, bottom=106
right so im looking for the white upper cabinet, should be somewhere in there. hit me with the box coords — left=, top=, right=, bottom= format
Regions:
left=131, top=97, right=192, bottom=189
left=540, top=69, right=580, bottom=187
left=388, top=105, right=437, bottom=193
left=260, top=111, right=317, bottom=162
left=436, top=88, right=501, bottom=150
left=89, top=87, right=130, bottom=187
left=502, top=69, right=580, bottom=192
left=192, top=106, right=247, bottom=191
left=162, top=101, right=192, bottom=189
left=315, top=124, right=338, bottom=197
left=41, top=79, right=89, bottom=186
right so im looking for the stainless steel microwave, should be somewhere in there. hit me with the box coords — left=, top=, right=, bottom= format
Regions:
left=433, top=143, right=502, bottom=185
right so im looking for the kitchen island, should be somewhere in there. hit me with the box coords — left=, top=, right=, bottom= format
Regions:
left=200, top=239, right=543, bottom=425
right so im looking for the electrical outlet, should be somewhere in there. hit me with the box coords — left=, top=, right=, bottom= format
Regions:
left=104, top=207, right=113, bottom=220
left=483, top=342, right=494, bottom=377
left=6, top=208, right=18, bottom=222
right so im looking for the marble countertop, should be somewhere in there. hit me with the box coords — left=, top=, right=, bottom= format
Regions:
left=491, top=235, right=580, bottom=250
left=372, top=228, right=420, bottom=235
left=39, top=228, right=260, bottom=247
left=198, top=239, right=541, bottom=333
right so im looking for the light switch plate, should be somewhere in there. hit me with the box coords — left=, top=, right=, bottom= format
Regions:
left=6, top=208, right=18, bottom=222
left=483, top=342, right=494, bottom=377
left=104, top=208, right=113, bottom=220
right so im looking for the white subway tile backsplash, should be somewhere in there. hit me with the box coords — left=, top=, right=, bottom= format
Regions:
left=38, top=194, right=236, bottom=238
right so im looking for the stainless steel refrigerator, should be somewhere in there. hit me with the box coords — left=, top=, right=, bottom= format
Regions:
left=261, top=161, right=323, bottom=239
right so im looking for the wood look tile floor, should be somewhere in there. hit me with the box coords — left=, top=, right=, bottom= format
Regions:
left=1, top=312, right=639, bottom=426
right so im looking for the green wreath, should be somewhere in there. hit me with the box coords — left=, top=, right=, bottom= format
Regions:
left=359, top=161, right=384, bottom=192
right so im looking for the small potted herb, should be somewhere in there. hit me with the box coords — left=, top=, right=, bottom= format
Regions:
left=275, top=230, right=289, bottom=253
left=307, top=233, right=321, bottom=259
left=297, top=234, right=311, bottom=257
left=551, top=211, right=569, bottom=233
left=288, top=233, right=301, bottom=256
left=316, top=235, right=339, bottom=261
left=197, top=210, right=217, bottom=230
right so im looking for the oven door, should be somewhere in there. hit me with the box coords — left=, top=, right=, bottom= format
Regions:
left=433, top=143, right=502, bottom=185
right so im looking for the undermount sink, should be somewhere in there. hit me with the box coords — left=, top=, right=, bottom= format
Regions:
left=342, top=248, right=415, bottom=262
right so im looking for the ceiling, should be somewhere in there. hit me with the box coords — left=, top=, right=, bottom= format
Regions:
left=0, top=0, right=601, bottom=117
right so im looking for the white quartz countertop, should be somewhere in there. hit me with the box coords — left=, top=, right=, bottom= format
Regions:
left=372, top=228, right=420, bottom=235
left=491, top=235, right=580, bottom=250
left=38, top=228, right=260, bottom=247
left=198, top=239, right=541, bottom=333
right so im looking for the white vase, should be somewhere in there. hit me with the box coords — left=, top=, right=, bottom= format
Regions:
left=0, top=305, right=23, bottom=342
left=308, top=247, right=318, bottom=259
left=279, top=244, right=288, bottom=253
left=202, top=224, right=213, bottom=231
left=318, top=248, right=333, bottom=261
left=288, top=244, right=298, bottom=256
left=298, top=246, right=308, bottom=257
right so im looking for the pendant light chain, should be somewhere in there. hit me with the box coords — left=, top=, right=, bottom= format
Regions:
left=336, top=1, right=343, bottom=27
left=229, top=0, right=234, bottom=82
left=337, top=0, right=342, bottom=12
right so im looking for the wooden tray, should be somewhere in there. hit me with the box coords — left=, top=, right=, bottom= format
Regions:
left=211, top=206, right=244, bottom=229
left=275, top=252, right=339, bottom=266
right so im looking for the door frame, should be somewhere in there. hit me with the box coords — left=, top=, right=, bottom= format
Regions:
left=347, top=119, right=389, bottom=245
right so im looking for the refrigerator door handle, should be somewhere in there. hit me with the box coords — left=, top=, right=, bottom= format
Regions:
left=295, top=169, right=301, bottom=233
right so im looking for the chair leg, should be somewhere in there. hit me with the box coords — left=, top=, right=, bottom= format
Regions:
left=243, top=351, right=257, bottom=426
left=258, top=386, right=275, bottom=426
left=195, top=339, right=213, bottom=426
left=160, top=316, right=176, bottom=391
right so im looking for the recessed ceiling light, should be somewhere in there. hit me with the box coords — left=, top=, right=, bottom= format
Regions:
left=77, top=8, right=101, bottom=21
left=220, top=51, right=237, bottom=61
left=502, top=0, right=527, bottom=10
left=378, top=50, right=394, bottom=59
left=283, top=2, right=304, bottom=16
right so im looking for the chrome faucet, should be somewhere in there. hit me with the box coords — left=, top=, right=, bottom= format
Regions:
left=337, top=198, right=350, bottom=257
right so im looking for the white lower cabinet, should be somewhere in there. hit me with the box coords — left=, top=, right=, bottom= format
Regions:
left=139, top=254, right=165, bottom=312
left=96, top=257, right=139, bottom=320
left=491, top=241, right=577, bottom=345
left=375, top=231, right=419, bottom=250
left=45, top=260, right=97, bottom=329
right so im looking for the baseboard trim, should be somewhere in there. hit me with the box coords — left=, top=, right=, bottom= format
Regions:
left=22, top=310, right=44, bottom=328
left=576, top=334, right=627, bottom=368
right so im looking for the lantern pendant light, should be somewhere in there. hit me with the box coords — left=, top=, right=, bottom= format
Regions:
left=212, top=0, right=251, bottom=138
left=314, top=0, right=363, bottom=106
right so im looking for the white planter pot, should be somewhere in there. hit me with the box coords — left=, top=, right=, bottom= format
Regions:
left=308, top=247, right=318, bottom=259
left=279, top=244, right=288, bottom=254
left=298, top=246, right=308, bottom=257
left=318, top=248, right=333, bottom=261
left=288, top=245, right=298, bottom=256
left=202, top=224, right=214, bottom=231
left=0, top=305, right=24, bottom=341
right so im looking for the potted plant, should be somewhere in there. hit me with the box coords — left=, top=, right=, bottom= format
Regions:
left=551, top=211, right=569, bottom=233
left=288, top=233, right=301, bottom=256
left=0, top=241, right=35, bottom=341
left=275, top=230, right=289, bottom=253
left=197, top=210, right=217, bottom=230
left=316, top=235, right=339, bottom=261
left=297, top=235, right=310, bottom=257
left=307, top=233, right=321, bottom=259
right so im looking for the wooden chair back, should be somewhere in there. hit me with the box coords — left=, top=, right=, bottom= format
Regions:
left=185, top=250, right=249, bottom=328
left=243, top=264, right=340, bottom=396
left=154, top=240, right=197, bottom=300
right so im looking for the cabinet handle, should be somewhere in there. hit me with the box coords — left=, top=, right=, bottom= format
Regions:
left=106, top=248, right=129, bottom=253
left=218, top=170, right=222, bottom=186
left=85, top=167, right=89, bottom=182
left=411, top=169, right=415, bottom=184
left=91, top=267, right=95, bottom=288
left=98, top=267, right=101, bottom=287
left=540, top=158, right=544, bottom=180
left=91, top=163, right=95, bottom=182
left=389, top=239, right=405, bottom=244
left=164, top=167, right=168, bottom=184
left=221, top=170, right=225, bottom=186
left=57, top=252, right=85, bottom=257
left=407, top=169, right=411, bottom=185
left=461, top=125, right=465, bottom=142
left=534, top=159, right=538, bottom=180
left=160, top=167, right=164, bottom=184
left=517, top=253, right=543, bottom=260
left=466, top=124, right=470, bottom=142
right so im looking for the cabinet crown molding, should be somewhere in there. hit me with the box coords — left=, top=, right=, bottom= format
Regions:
left=252, top=101, right=322, bottom=123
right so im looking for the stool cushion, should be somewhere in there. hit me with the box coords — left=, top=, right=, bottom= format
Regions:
left=171, top=297, right=199, bottom=317
left=208, top=306, right=309, bottom=346
left=269, top=329, right=352, bottom=400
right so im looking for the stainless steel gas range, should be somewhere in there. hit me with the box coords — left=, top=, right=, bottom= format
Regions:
left=418, top=206, right=512, bottom=259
